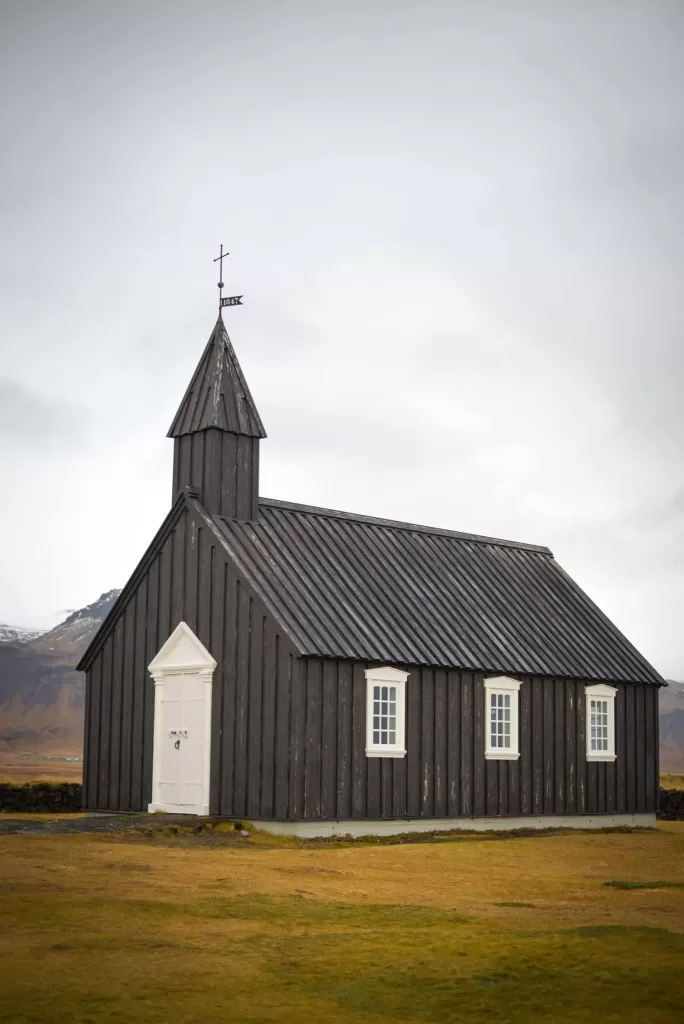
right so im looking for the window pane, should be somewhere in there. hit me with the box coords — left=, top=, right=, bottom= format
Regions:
left=381, top=686, right=388, bottom=700
left=389, top=731, right=396, bottom=744
left=389, top=687, right=396, bottom=700
left=374, top=686, right=380, bottom=700
left=373, top=716, right=380, bottom=730
left=381, top=731, right=387, bottom=744
left=373, top=731, right=379, bottom=744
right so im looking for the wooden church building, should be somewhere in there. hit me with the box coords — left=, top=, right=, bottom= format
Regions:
left=78, top=308, right=664, bottom=834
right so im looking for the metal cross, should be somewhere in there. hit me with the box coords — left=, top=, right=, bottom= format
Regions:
left=213, top=244, right=243, bottom=311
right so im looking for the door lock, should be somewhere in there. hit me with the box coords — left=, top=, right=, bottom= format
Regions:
left=174, top=739, right=180, bottom=749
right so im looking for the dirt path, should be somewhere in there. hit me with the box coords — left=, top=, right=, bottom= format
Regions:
left=0, top=813, right=228, bottom=836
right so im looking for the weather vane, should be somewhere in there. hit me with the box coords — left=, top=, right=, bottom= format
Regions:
left=214, top=244, right=243, bottom=311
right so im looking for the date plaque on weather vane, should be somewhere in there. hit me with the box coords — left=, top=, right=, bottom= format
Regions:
left=213, top=244, right=243, bottom=309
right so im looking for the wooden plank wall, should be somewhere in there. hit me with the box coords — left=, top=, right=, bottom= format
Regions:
left=291, top=661, right=659, bottom=820
left=172, top=429, right=259, bottom=519
left=82, top=505, right=297, bottom=815
left=83, top=546, right=659, bottom=819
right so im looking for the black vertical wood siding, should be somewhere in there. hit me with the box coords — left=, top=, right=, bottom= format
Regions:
left=82, top=505, right=298, bottom=814
left=284, top=662, right=659, bottom=820
left=173, top=429, right=259, bottom=519
left=83, top=515, right=660, bottom=819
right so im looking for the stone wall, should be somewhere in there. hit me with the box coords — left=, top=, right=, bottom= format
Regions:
left=658, top=789, right=684, bottom=820
left=0, top=782, right=82, bottom=813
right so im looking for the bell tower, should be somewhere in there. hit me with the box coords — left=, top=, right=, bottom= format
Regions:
left=168, top=252, right=266, bottom=519
left=168, top=314, right=266, bottom=519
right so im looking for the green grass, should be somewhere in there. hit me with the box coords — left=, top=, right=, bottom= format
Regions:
left=604, top=880, right=684, bottom=891
left=494, top=901, right=536, bottom=908
left=3, top=890, right=682, bottom=1023
left=1, top=826, right=683, bottom=1022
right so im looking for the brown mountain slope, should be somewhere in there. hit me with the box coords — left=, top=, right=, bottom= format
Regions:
left=660, top=679, right=684, bottom=773
left=0, top=591, right=120, bottom=755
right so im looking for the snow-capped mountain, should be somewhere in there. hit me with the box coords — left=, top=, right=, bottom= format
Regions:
left=26, top=590, right=121, bottom=655
left=0, top=625, right=46, bottom=645
left=0, top=590, right=120, bottom=755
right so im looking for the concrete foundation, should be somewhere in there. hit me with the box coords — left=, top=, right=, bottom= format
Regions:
left=248, top=813, right=656, bottom=838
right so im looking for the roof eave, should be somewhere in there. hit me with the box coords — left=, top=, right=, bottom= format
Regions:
left=76, top=489, right=190, bottom=672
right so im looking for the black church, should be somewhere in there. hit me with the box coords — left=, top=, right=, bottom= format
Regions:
left=78, top=302, right=663, bottom=835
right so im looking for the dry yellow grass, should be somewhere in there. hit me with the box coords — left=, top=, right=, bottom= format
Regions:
left=661, top=773, right=684, bottom=790
left=0, top=811, right=87, bottom=818
left=0, top=823, right=683, bottom=1022
left=0, top=753, right=82, bottom=784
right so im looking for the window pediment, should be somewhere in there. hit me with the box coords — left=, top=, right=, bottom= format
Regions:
left=484, top=675, right=522, bottom=692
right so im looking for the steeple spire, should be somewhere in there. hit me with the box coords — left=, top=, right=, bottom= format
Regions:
left=168, top=255, right=265, bottom=520
left=168, top=316, right=266, bottom=439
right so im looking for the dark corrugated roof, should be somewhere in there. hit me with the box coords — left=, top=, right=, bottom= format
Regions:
left=209, top=498, right=663, bottom=683
left=168, top=317, right=266, bottom=438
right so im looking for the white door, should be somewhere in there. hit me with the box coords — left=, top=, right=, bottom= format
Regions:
left=158, top=673, right=207, bottom=811
left=148, top=622, right=216, bottom=816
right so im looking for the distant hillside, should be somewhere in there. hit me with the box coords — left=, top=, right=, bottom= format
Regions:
left=0, top=591, right=120, bottom=755
left=660, top=679, right=684, bottom=774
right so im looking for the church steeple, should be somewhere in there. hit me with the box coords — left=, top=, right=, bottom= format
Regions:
left=168, top=314, right=266, bottom=520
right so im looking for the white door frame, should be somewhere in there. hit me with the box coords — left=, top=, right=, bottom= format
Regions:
left=147, top=621, right=216, bottom=816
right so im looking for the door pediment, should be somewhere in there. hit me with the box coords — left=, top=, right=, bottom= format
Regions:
left=148, top=621, right=216, bottom=675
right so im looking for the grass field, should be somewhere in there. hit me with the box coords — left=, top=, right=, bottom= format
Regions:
left=0, top=753, right=82, bottom=784
left=1, top=823, right=683, bottom=1023
left=660, top=773, right=684, bottom=791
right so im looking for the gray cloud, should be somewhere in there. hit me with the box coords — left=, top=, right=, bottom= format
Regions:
left=0, top=1, right=682, bottom=676
left=0, top=378, right=86, bottom=450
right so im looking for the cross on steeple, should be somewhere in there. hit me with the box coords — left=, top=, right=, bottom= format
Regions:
left=213, top=244, right=243, bottom=311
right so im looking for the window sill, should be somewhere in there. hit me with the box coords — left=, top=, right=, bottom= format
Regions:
left=586, top=753, right=617, bottom=762
left=485, top=751, right=520, bottom=761
left=365, top=748, right=407, bottom=759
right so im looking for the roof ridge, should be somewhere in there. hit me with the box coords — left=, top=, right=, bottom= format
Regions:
left=257, top=497, right=553, bottom=555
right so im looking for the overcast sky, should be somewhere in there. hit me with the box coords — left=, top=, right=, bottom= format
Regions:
left=1, top=1, right=682, bottom=677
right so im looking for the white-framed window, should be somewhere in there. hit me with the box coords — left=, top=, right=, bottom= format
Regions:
left=365, top=666, right=408, bottom=758
left=585, top=683, right=617, bottom=761
left=484, top=676, right=522, bottom=760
